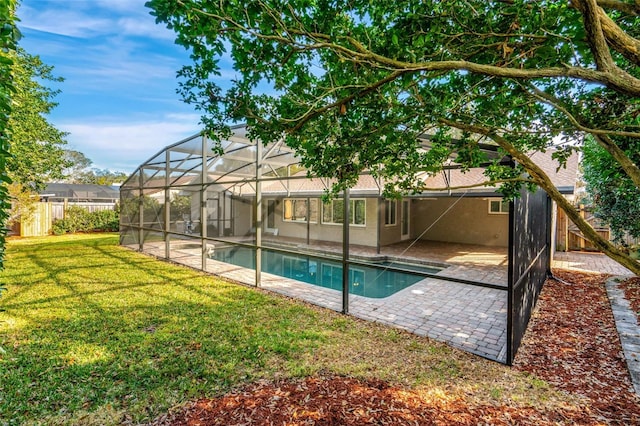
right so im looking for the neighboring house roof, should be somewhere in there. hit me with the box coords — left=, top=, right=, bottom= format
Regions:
left=41, top=183, right=120, bottom=202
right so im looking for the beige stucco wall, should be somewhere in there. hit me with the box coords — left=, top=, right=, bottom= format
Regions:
left=411, top=197, right=509, bottom=247
left=265, top=197, right=378, bottom=247
left=379, top=200, right=404, bottom=246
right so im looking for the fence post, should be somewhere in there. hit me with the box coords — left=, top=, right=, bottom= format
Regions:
left=579, top=204, right=585, bottom=250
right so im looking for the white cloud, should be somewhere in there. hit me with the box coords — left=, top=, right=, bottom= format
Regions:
left=60, top=114, right=201, bottom=172
left=118, top=17, right=177, bottom=41
left=19, top=5, right=113, bottom=38
left=19, top=2, right=177, bottom=42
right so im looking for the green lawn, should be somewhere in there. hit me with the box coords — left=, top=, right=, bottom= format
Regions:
left=0, top=234, right=569, bottom=425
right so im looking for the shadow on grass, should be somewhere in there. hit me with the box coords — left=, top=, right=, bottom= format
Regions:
left=1, top=234, right=329, bottom=424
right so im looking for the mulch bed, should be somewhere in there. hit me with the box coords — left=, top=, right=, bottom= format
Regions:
left=514, top=269, right=640, bottom=424
left=620, top=276, right=640, bottom=323
left=151, top=270, right=640, bottom=426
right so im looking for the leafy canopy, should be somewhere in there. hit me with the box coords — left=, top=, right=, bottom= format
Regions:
left=147, top=0, right=640, bottom=273
left=583, top=136, right=640, bottom=244
left=8, top=48, right=68, bottom=193
left=0, top=0, right=20, bottom=270
left=148, top=0, right=639, bottom=195
left=62, top=150, right=129, bottom=185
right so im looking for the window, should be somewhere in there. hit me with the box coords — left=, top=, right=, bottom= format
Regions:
left=322, top=199, right=366, bottom=225
left=384, top=199, right=397, bottom=226
left=283, top=198, right=317, bottom=222
left=488, top=199, right=510, bottom=214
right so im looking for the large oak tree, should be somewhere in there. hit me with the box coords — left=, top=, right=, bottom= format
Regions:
left=148, top=0, right=640, bottom=275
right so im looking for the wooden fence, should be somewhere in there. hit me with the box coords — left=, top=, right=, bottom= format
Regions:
left=19, top=203, right=53, bottom=238
left=18, top=201, right=117, bottom=237
left=556, top=205, right=639, bottom=252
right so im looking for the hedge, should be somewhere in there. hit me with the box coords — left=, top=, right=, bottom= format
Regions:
left=52, top=206, right=119, bottom=235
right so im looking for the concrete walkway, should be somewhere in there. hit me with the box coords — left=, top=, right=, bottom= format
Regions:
left=553, top=252, right=639, bottom=396
left=552, top=251, right=634, bottom=275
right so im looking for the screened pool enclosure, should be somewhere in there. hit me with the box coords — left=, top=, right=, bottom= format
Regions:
left=120, top=125, right=552, bottom=364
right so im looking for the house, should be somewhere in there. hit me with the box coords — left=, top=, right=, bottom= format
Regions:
left=40, top=182, right=120, bottom=203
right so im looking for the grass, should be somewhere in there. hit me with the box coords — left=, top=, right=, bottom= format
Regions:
left=0, top=234, right=577, bottom=425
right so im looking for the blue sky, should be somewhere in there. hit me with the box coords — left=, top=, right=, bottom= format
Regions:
left=17, top=0, right=214, bottom=173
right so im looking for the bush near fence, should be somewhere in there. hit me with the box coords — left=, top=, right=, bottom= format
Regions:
left=52, top=205, right=119, bottom=235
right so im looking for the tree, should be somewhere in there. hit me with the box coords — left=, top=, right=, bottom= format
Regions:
left=78, top=169, right=128, bottom=186
left=5, top=48, right=69, bottom=238
left=62, top=149, right=129, bottom=185
left=0, top=0, right=19, bottom=270
left=582, top=136, right=640, bottom=245
left=62, top=149, right=93, bottom=180
left=9, top=48, right=68, bottom=192
left=147, top=0, right=640, bottom=275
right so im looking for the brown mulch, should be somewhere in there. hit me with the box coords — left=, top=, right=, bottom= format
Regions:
left=513, top=269, right=640, bottom=424
left=151, top=270, right=640, bottom=426
left=620, top=276, right=640, bottom=323
left=153, top=376, right=593, bottom=426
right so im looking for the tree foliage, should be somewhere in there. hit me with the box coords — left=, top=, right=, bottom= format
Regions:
left=9, top=48, right=68, bottom=192
left=583, top=136, right=640, bottom=244
left=147, top=0, right=640, bottom=275
left=63, top=149, right=128, bottom=185
left=62, top=149, right=92, bottom=178
left=73, top=168, right=128, bottom=186
left=51, top=206, right=119, bottom=235
left=0, top=0, right=20, bottom=270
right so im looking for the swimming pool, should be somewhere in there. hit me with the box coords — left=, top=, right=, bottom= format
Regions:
left=209, top=246, right=440, bottom=298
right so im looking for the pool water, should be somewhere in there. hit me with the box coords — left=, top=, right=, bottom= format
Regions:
left=210, top=246, right=439, bottom=298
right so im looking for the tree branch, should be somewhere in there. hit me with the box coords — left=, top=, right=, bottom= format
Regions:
left=597, top=0, right=640, bottom=15
left=523, top=84, right=640, bottom=189
left=285, top=70, right=409, bottom=134
left=593, top=134, right=640, bottom=189
left=186, top=3, right=640, bottom=97
left=598, top=6, right=640, bottom=66
left=525, top=85, right=640, bottom=139
left=573, top=0, right=617, bottom=71
left=419, top=178, right=533, bottom=192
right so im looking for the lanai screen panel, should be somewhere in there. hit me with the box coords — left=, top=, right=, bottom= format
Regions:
left=119, top=185, right=139, bottom=248
left=507, top=187, right=551, bottom=364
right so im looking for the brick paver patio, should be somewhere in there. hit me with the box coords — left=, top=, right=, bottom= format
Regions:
left=552, top=251, right=634, bottom=275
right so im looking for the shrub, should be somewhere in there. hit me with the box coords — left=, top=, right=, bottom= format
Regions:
left=89, top=209, right=119, bottom=232
left=52, top=206, right=119, bottom=235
